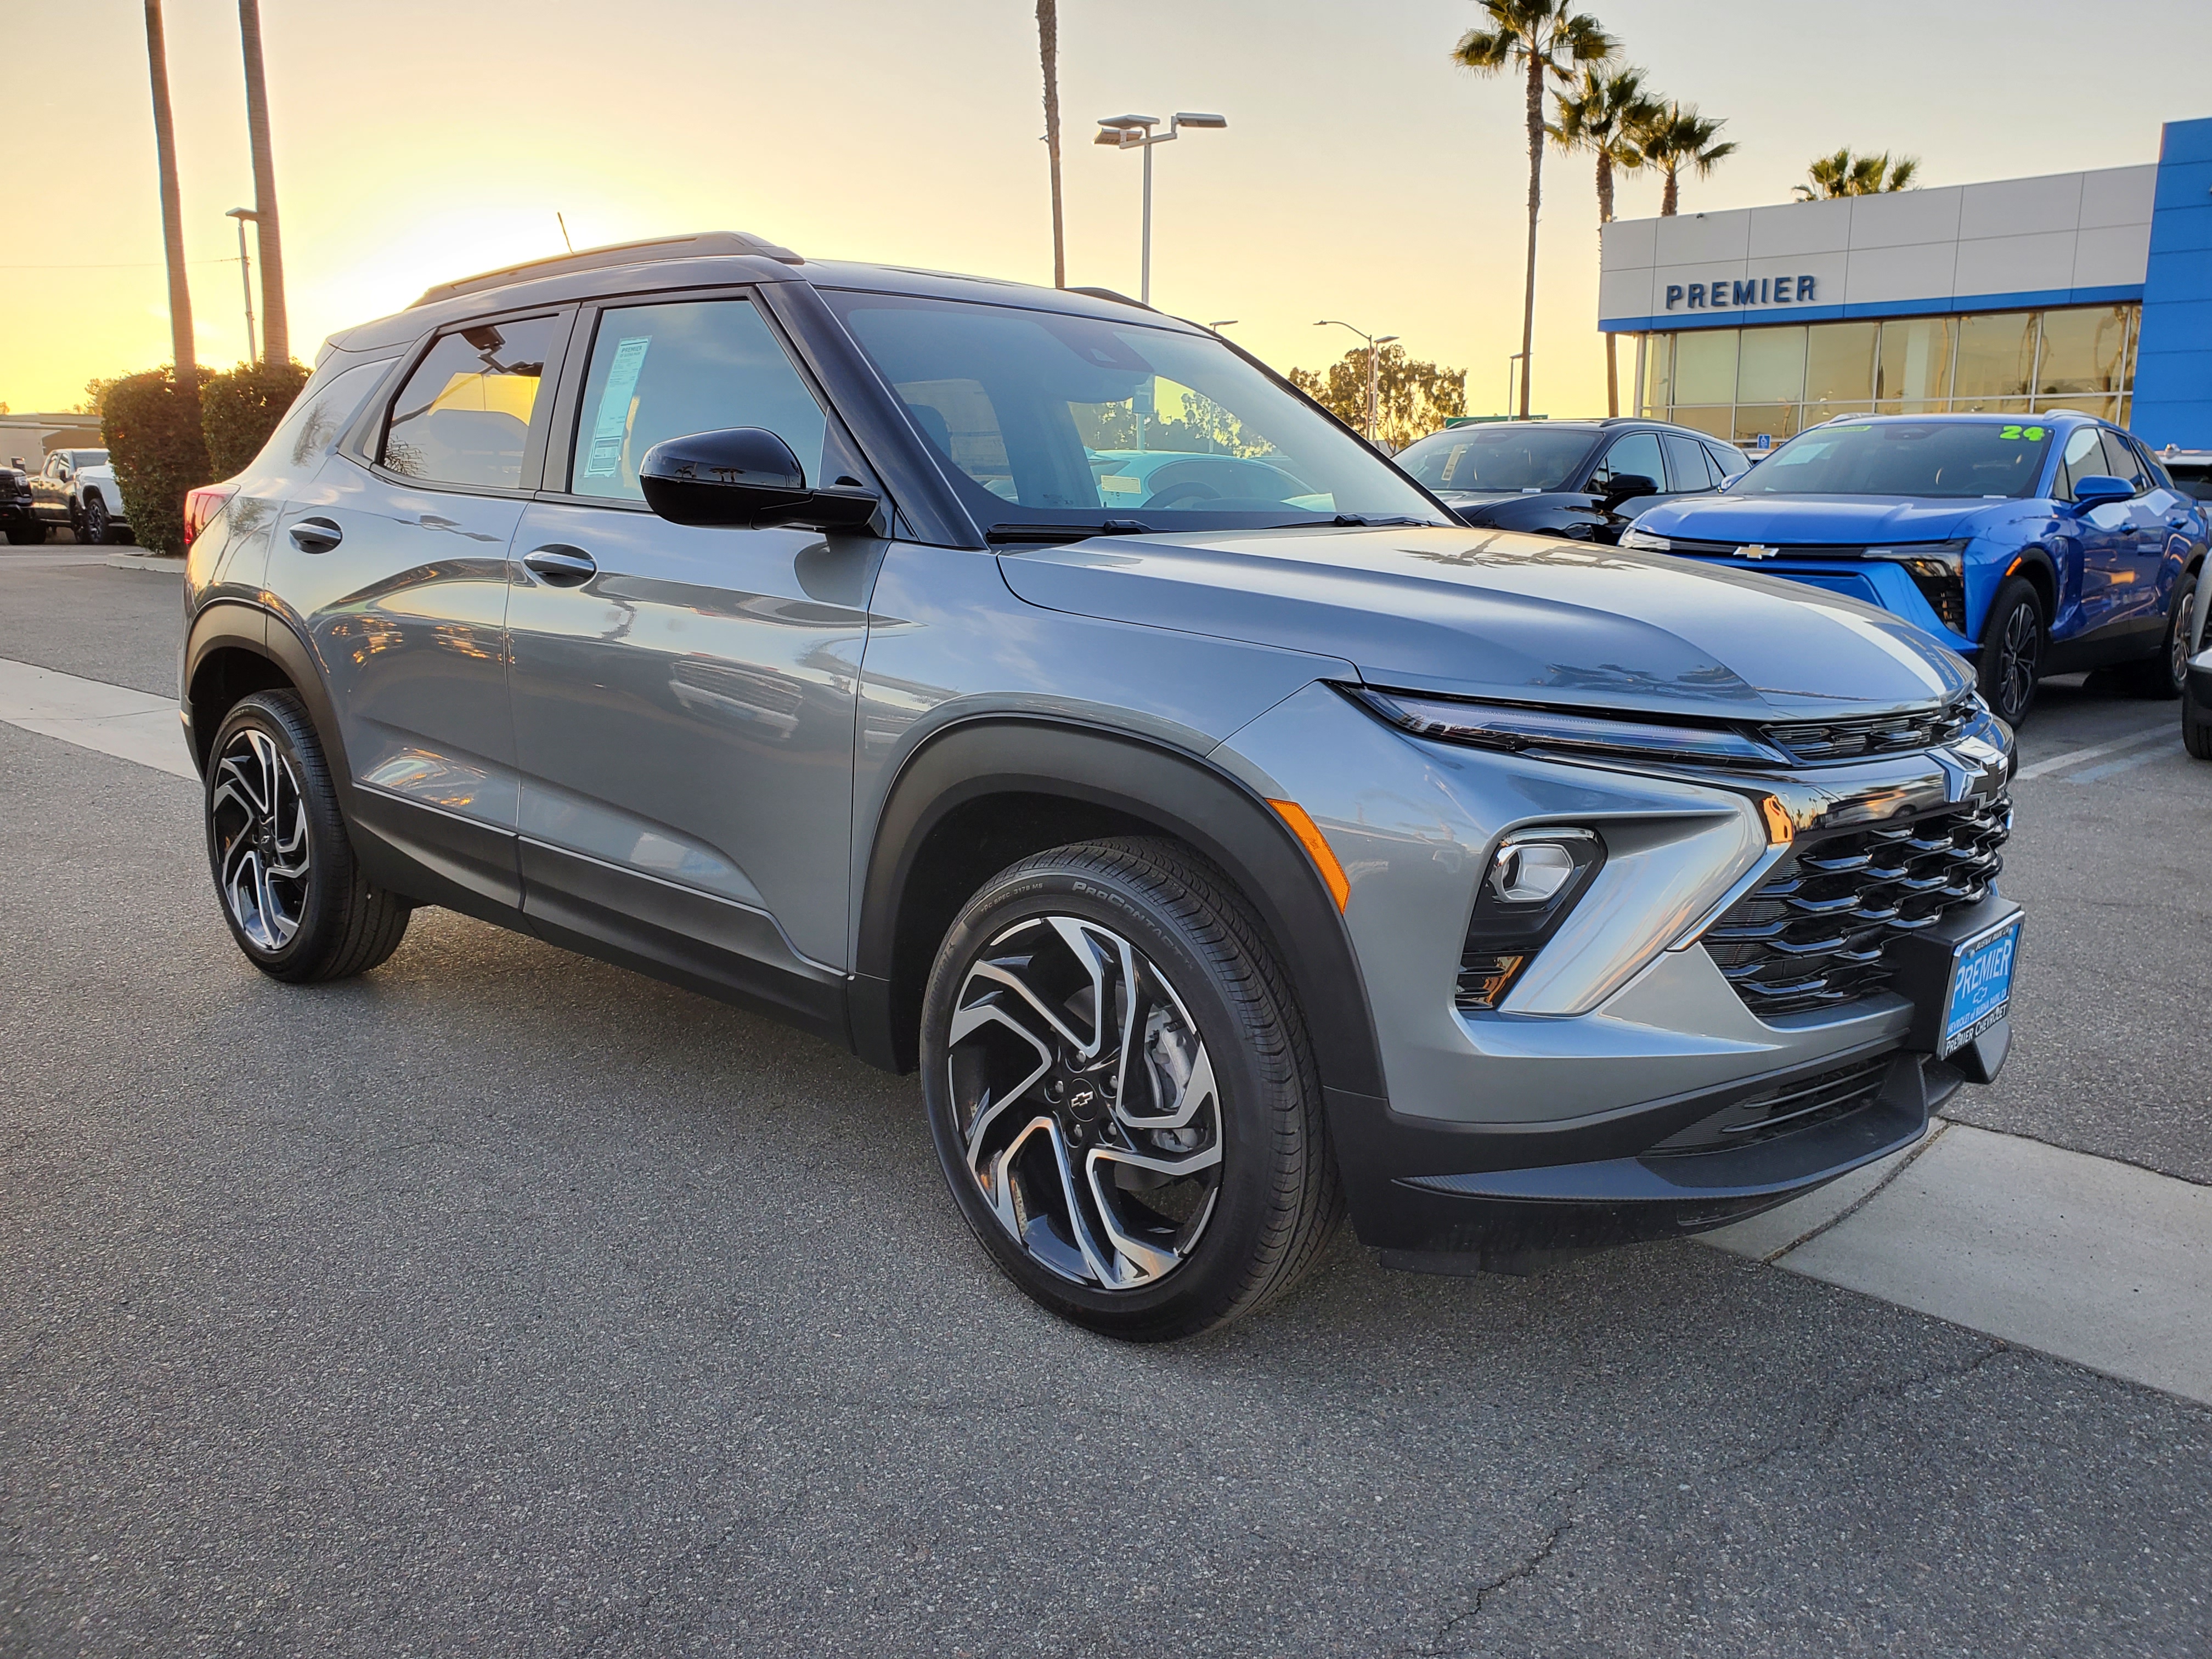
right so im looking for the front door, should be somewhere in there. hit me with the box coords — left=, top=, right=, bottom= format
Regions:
left=2053, top=425, right=2134, bottom=644
left=261, top=306, right=570, bottom=914
left=504, top=293, right=885, bottom=1034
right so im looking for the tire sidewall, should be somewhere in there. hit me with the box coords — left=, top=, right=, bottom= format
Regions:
left=204, top=693, right=346, bottom=974
left=1978, top=578, right=2044, bottom=724
left=919, top=853, right=1301, bottom=1336
left=2163, top=571, right=2199, bottom=696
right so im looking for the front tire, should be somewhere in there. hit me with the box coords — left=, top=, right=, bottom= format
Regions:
left=920, top=837, right=1341, bottom=1341
left=81, top=494, right=114, bottom=545
left=204, top=690, right=412, bottom=983
left=1977, top=577, right=2046, bottom=725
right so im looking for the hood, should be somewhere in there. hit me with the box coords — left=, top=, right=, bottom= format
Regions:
left=997, top=524, right=1972, bottom=722
left=1633, top=493, right=2000, bottom=544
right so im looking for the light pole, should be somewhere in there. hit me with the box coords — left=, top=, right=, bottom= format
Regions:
left=1505, top=352, right=1526, bottom=415
left=1205, top=319, right=1238, bottom=333
left=1315, top=320, right=1398, bottom=442
left=1094, top=111, right=1226, bottom=306
left=225, top=207, right=258, bottom=364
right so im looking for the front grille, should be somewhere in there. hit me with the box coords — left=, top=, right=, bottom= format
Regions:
left=1651, top=1054, right=1894, bottom=1154
left=1661, top=537, right=1875, bottom=558
left=1765, top=701, right=1974, bottom=764
left=1703, top=792, right=2011, bottom=1017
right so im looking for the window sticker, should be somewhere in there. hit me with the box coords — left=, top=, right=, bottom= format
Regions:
left=582, top=336, right=653, bottom=478
left=1997, top=425, right=2046, bottom=441
left=1440, top=442, right=1471, bottom=484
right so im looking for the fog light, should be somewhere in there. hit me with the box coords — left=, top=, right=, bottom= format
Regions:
left=1489, top=838, right=1580, bottom=903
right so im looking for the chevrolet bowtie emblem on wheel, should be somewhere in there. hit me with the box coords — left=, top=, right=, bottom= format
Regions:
left=1739, top=543, right=1778, bottom=560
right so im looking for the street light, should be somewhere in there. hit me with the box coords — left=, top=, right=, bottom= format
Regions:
left=1315, top=320, right=1398, bottom=442
left=225, top=207, right=259, bottom=364
left=1094, top=111, right=1227, bottom=306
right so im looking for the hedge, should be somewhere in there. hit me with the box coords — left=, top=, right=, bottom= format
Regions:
left=201, top=359, right=311, bottom=477
left=101, top=368, right=211, bottom=557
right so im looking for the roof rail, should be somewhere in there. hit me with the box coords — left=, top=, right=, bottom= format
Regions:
left=1067, top=285, right=1156, bottom=312
left=410, top=231, right=803, bottom=308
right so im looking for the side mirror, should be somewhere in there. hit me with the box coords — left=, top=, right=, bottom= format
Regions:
left=2068, top=474, right=2134, bottom=511
left=1600, top=471, right=1658, bottom=505
left=638, top=427, right=880, bottom=532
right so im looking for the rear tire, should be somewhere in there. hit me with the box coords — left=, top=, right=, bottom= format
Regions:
left=2113, top=569, right=2196, bottom=699
left=204, top=690, right=412, bottom=983
left=920, top=837, right=1341, bottom=1341
left=1976, top=577, right=2045, bottom=725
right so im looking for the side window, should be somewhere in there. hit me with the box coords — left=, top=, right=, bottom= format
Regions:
left=568, top=298, right=827, bottom=501
left=1662, top=433, right=1716, bottom=492
left=1707, top=442, right=1752, bottom=480
left=2098, top=430, right=2147, bottom=494
left=2054, top=427, right=2102, bottom=500
left=379, top=313, right=560, bottom=490
left=1591, top=431, right=1664, bottom=492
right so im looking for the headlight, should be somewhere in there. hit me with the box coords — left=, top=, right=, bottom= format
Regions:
left=1861, top=540, right=1970, bottom=633
left=1350, top=687, right=1787, bottom=769
left=1620, top=526, right=1671, bottom=551
left=1457, top=828, right=1605, bottom=1010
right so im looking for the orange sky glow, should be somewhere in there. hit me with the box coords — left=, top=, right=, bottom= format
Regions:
left=3, top=0, right=2204, bottom=420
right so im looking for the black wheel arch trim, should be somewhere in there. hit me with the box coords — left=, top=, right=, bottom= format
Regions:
left=852, top=714, right=1389, bottom=1104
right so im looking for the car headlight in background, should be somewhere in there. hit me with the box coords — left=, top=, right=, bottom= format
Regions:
left=1458, top=828, right=1605, bottom=1010
left=1349, top=687, right=1789, bottom=769
left=1860, top=540, right=1970, bottom=634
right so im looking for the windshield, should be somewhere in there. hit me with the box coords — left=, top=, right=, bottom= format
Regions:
left=823, top=292, right=1444, bottom=533
left=1731, top=420, right=2055, bottom=499
left=68, top=449, right=108, bottom=468
left=1393, top=426, right=1598, bottom=494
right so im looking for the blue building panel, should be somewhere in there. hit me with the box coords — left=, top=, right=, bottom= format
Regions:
left=2134, top=116, right=2212, bottom=452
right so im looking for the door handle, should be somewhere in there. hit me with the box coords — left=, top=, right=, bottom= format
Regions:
left=521, top=544, right=597, bottom=586
left=288, top=516, right=342, bottom=554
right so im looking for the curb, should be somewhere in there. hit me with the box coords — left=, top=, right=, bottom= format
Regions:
left=103, top=552, right=184, bottom=574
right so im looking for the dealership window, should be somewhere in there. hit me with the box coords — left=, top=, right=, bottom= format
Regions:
left=1639, top=303, right=2138, bottom=444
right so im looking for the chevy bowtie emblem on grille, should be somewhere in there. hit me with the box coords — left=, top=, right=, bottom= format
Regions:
left=1738, top=543, right=1778, bottom=560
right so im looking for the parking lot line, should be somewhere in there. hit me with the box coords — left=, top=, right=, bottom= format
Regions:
left=2067, top=742, right=2184, bottom=783
left=2012, top=723, right=2174, bottom=781
left=0, top=656, right=196, bottom=781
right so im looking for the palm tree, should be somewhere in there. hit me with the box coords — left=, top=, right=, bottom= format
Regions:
left=1551, top=65, right=1660, bottom=414
left=1037, top=1, right=1065, bottom=289
left=1639, top=101, right=1737, bottom=216
left=140, top=0, right=196, bottom=387
left=236, top=0, right=288, bottom=362
left=1454, top=2, right=1615, bottom=417
left=1793, top=148, right=1920, bottom=200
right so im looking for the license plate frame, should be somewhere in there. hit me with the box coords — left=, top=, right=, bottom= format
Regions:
left=1937, top=914, right=2022, bottom=1058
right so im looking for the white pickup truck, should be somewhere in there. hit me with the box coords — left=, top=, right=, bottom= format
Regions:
left=28, top=448, right=134, bottom=544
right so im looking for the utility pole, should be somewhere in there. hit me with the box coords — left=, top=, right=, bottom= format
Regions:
left=238, top=0, right=288, bottom=363
left=227, top=208, right=259, bottom=363
left=142, top=1, right=195, bottom=386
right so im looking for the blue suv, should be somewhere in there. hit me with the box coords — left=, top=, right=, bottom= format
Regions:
left=1621, top=414, right=2209, bottom=723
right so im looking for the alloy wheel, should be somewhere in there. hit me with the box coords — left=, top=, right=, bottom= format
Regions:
left=945, top=915, right=1223, bottom=1291
left=2172, top=578, right=2200, bottom=691
left=82, top=496, right=108, bottom=545
left=1995, top=599, right=2041, bottom=721
left=209, top=727, right=311, bottom=951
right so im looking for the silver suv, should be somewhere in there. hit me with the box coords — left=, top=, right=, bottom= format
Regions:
left=181, top=232, right=2022, bottom=1339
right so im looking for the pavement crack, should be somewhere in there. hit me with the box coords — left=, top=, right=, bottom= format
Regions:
left=1717, top=1340, right=2011, bottom=1480
left=1396, top=1478, right=1585, bottom=1657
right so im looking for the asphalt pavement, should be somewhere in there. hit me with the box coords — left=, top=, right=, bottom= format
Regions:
left=3, top=551, right=2208, bottom=1656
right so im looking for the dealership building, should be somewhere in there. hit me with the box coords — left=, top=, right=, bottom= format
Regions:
left=1598, top=116, right=2212, bottom=452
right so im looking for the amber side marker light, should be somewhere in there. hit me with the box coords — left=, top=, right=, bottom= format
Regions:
left=1760, top=794, right=1795, bottom=847
left=1268, top=799, right=1351, bottom=911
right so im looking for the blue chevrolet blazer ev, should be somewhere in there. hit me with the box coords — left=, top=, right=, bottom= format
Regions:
left=1621, top=414, right=2210, bottom=723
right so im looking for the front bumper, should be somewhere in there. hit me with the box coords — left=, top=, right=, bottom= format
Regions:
left=1217, top=681, right=2017, bottom=1267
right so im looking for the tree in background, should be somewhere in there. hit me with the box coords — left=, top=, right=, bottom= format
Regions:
left=1037, top=1, right=1066, bottom=288
left=1640, top=101, right=1736, bottom=216
left=201, top=359, right=310, bottom=476
left=1453, top=1, right=1615, bottom=418
left=76, top=376, right=123, bottom=416
left=1290, top=345, right=1469, bottom=453
left=102, top=368, right=213, bottom=556
left=1794, top=148, right=1920, bottom=200
left=1551, top=64, right=1661, bottom=415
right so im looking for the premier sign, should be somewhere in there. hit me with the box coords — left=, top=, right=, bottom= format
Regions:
left=1664, top=275, right=1818, bottom=312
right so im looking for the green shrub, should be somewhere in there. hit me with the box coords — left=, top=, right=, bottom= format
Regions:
left=201, top=358, right=311, bottom=477
left=101, top=368, right=212, bottom=556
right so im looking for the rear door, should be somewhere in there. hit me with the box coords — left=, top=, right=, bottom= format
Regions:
left=262, top=305, right=572, bottom=914
left=503, top=290, right=887, bottom=1029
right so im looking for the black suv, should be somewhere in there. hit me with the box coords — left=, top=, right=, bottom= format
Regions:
left=1395, top=418, right=1751, bottom=542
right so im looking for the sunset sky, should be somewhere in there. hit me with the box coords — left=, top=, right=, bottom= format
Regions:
left=4, top=0, right=2206, bottom=419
